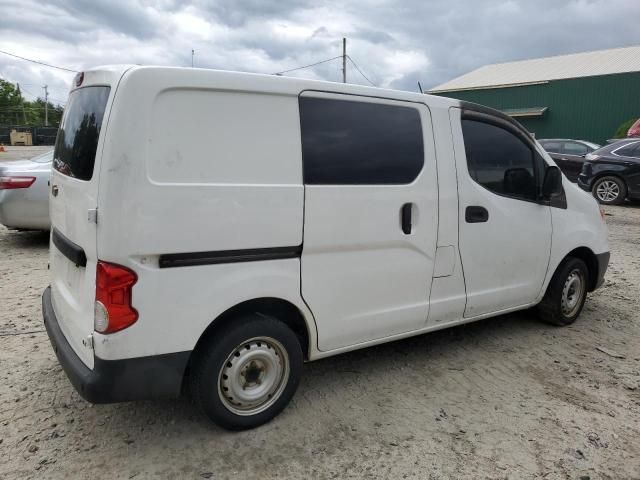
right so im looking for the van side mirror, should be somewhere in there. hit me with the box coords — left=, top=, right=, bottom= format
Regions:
left=541, top=166, right=563, bottom=199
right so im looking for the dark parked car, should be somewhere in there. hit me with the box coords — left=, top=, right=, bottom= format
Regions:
left=577, top=138, right=640, bottom=205
left=539, top=139, right=601, bottom=182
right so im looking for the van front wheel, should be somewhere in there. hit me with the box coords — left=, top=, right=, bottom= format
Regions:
left=191, top=314, right=303, bottom=430
left=537, top=257, right=589, bottom=326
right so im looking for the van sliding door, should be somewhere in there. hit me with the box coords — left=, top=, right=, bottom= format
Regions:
left=299, top=92, right=439, bottom=351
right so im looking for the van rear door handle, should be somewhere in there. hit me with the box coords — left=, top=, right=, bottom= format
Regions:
left=465, top=206, right=489, bottom=223
left=401, top=203, right=412, bottom=234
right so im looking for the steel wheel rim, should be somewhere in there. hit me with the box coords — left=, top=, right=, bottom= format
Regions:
left=596, top=180, right=619, bottom=202
left=218, top=336, right=290, bottom=416
left=561, top=269, right=585, bottom=317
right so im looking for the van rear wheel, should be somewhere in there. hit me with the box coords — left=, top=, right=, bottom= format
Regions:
left=537, top=257, right=589, bottom=326
left=190, top=314, right=303, bottom=430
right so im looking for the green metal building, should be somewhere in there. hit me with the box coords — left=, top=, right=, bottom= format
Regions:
left=429, top=45, right=640, bottom=144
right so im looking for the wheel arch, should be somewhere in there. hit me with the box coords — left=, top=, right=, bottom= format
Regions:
left=560, top=246, right=600, bottom=292
left=183, top=298, right=312, bottom=390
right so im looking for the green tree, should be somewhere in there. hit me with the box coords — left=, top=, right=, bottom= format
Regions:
left=614, top=118, right=638, bottom=138
left=0, top=79, right=25, bottom=125
left=0, top=79, right=64, bottom=127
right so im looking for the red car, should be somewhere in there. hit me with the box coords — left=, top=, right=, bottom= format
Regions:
left=628, top=119, right=640, bottom=137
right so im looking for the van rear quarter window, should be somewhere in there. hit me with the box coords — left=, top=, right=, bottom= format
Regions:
left=299, top=97, right=424, bottom=184
left=53, top=86, right=110, bottom=181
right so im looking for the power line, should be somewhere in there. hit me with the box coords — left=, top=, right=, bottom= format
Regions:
left=0, top=49, right=77, bottom=73
left=20, top=83, right=68, bottom=94
left=347, top=55, right=376, bottom=87
left=18, top=87, right=66, bottom=104
left=273, top=56, right=342, bottom=75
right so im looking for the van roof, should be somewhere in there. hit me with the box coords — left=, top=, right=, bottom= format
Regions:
left=82, top=64, right=461, bottom=109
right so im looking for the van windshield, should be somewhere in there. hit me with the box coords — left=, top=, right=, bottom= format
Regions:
left=53, top=86, right=110, bottom=181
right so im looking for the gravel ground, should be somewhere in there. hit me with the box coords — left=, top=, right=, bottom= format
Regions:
left=0, top=146, right=52, bottom=161
left=1, top=183, right=639, bottom=478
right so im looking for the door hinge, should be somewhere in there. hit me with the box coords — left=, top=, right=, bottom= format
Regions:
left=82, top=333, right=94, bottom=350
left=88, top=208, right=98, bottom=224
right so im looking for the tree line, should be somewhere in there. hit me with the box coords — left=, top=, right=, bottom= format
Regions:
left=0, top=79, right=64, bottom=127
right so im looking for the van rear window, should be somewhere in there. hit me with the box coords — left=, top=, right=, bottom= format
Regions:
left=53, top=86, right=110, bottom=181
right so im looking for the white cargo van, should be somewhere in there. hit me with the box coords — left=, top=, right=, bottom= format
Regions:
left=43, top=66, right=609, bottom=430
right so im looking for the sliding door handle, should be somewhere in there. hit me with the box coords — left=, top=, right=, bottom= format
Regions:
left=401, top=203, right=412, bottom=234
left=465, top=206, right=489, bottom=223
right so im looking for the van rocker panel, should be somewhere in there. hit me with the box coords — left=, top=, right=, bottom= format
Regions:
left=42, top=287, right=190, bottom=403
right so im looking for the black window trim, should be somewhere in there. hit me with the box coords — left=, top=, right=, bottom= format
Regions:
left=298, top=90, right=427, bottom=186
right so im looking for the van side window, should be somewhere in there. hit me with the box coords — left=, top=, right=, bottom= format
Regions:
left=299, top=97, right=424, bottom=184
left=461, top=119, right=537, bottom=201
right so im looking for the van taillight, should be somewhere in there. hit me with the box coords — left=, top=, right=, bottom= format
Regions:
left=0, top=176, right=36, bottom=189
left=94, top=261, right=138, bottom=334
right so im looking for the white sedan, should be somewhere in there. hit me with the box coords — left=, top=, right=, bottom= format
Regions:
left=0, top=150, right=53, bottom=230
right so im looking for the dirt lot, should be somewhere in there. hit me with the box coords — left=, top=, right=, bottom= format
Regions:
left=1, top=178, right=639, bottom=478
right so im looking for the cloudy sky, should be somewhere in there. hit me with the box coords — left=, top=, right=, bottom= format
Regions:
left=1, top=0, right=639, bottom=106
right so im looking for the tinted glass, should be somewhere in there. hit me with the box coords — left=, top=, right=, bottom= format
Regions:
left=563, top=142, right=589, bottom=155
left=299, top=97, right=423, bottom=184
left=541, top=141, right=561, bottom=153
left=615, top=142, right=640, bottom=158
left=53, top=86, right=110, bottom=181
left=462, top=119, right=537, bottom=200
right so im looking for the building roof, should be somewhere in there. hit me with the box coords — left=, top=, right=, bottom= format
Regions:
left=429, top=45, right=640, bottom=93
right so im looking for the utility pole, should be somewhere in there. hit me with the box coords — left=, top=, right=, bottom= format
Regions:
left=43, top=85, right=49, bottom=126
left=17, top=83, right=26, bottom=124
left=342, top=38, right=347, bottom=83
left=191, top=49, right=194, bottom=68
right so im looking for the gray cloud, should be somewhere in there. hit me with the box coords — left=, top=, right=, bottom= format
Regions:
left=1, top=0, right=639, bottom=105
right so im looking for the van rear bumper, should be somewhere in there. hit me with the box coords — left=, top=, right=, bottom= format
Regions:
left=42, top=286, right=190, bottom=403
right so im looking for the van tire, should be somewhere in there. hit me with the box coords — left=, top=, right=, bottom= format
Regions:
left=537, top=257, right=589, bottom=326
left=592, top=176, right=626, bottom=205
left=190, top=314, right=303, bottom=430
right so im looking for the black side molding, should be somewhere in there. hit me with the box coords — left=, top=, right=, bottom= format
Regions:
left=159, top=245, right=303, bottom=269
left=52, top=228, right=87, bottom=267
left=593, top=251, right=610, bottom=291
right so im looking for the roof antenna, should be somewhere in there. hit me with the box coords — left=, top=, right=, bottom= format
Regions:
left=417, top=81, right=424, bottom=93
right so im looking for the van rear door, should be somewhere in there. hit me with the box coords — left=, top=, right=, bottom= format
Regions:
left=49, top=77, right=114, bottom=368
